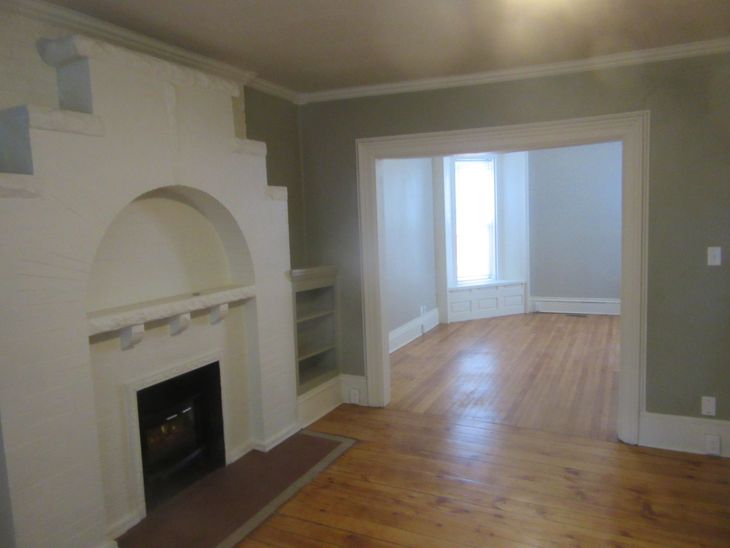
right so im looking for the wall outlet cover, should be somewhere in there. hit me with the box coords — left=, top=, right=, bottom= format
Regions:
left=349, top=388, right=360, bottom=404
left=704, top=434, right=721, bottom=456
left=707, top=246, right=722, bottom=266
left=701, top=396, right=716, bottom=416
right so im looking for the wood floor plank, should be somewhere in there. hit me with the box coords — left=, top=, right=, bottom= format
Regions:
left=239, top=405, right=730, bottom=546
left=283, top=483, right=537, bottom=547
left=258, top=515, right=400, bottom=547
left=390, top=313, right=619, bottom=440
left=240, top=315, right=730, bottom=546
left=333, top=444, right=730, bottom=534
left=310, top=471, right=686, bottom=548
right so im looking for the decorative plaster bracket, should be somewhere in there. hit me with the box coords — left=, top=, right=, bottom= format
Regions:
left=121, top=324, right=144, bottom=350
left=210, top=303, right=229, bottom=324
left=169, top=312, right=191, bottom=335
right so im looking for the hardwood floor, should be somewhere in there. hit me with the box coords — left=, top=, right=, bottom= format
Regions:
left=240, top=405, right=730, bottom=547
left=239, top=315, right=730, bottom=546
left=390, top=313, right=619, bottom=441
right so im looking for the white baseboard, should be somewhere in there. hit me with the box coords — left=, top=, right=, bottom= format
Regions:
left=296, top=373, right=370, bottom=428
left=388, top=316, right=423, bottom=352
left=226, top=440, right=254, bottom=464
left=251, top=422, right=301, bottom=452
left=106, top=509, right=144, bottom=540
left=639, top=412, right=730, bottom=457
left=531, top=297, right=620, bottom=315
left=422, top=308, right=440, bottom=333
left=340, top=374, right=368, bottom=405
left=388, top=307, right=439, bottom=353
left=297, top=376, right=342, bottom=428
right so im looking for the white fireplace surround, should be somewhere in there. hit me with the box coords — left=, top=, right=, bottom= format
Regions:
left=0, top=35, right=299, bottom=547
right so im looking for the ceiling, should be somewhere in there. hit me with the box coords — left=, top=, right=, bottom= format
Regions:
left=46, top=0, right=730, bottom=93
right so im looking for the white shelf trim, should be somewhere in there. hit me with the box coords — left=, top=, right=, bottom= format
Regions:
left=298, top=344, right=336, bottom=363
left=87, top=284, right=255, bottom=336
left=296, top=309, right=335, bottom=323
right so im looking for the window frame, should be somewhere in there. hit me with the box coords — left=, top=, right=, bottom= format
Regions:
left=445, top=153, right=499, bottom=287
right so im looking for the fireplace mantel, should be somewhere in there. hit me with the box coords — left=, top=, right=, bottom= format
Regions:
left=87, top=284, right=256, bottom=336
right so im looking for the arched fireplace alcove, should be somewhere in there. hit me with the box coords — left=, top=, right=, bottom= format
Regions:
left=87, top=186, right=260, bottom=532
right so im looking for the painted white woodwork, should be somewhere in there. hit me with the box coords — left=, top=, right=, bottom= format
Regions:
left=169, top=312, right=191, bottom=335
left=297, top=38, right=730, bottom=104
left=356, top=112, right=649, bottom=447
left=531, top=297, right=621, bottom=316
left=447, top=281, right=526, bottom=323
left=340, top=374, right=368, bottom=405
left=121, top=324, right=144, bottom=350
left=297, top=376, right=342, bottom=428
left=87, top=285, right=256, bottom=336
left=639, top=412, right=730, bottom=457
left=210, top=302, right=229, bottom=324
left=295, top=373, right=368, bottom=429
left=290, top=266, right=340, bottom=395
left=4, top=0, right=730, bottom=106
left=388, top=308, right=440, bottom=353
left=0, top=34, right=297, bottom=547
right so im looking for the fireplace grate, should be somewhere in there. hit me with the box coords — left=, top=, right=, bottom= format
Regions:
left=137, top=362, right=225, bottom=510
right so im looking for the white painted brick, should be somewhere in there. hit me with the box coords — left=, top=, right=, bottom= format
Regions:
left=1, top=26, right=297, bottom=547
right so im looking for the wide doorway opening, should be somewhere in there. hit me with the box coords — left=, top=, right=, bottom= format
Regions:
left=357, top=113, right=648, bottom=445
left=381, top=142, right=622, bottom=440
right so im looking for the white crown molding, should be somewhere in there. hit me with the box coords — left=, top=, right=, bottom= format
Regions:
left=298, top=37, right=730, bottom=104
left=246, top=77, right=300, bottom=103
left=5, top=0, right=729, bottom=106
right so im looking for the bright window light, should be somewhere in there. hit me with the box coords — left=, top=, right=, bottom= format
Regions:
left=453, top=158, right=496, bottom=284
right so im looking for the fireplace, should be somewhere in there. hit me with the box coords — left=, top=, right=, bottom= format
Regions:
left=137, top=362, right=225, bottom=510
left=0, top=33, right=299, bottom=547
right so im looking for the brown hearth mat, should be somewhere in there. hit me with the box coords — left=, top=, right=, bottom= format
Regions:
left=117, top=430, right=354, bottom=548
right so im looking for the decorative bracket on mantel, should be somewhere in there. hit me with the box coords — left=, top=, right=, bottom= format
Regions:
left=88, top=285, right=255, bottom=349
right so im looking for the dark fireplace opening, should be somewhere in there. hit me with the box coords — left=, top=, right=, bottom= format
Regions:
left=137, top=361, right=225, bottom=510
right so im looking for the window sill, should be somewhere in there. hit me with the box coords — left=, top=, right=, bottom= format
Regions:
left=448, top=279, right=525, bottom=291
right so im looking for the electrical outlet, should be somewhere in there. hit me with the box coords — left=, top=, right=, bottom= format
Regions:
left=349, top=388, right=360, bottom=404
left=707, top=246, right=722, bottom=266
left=701, top=396, right=716, bottom=416
left=705, top=434, right=721, bottom=456
left=419, top=305, right=427, bottom=316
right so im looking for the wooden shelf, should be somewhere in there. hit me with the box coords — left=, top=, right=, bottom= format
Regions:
left=298, top=365, right=339, bottom=395
left=297, top=344, right=336, bottom=363
left=296, top=309, right=334, bottom=324
left=290, top=266, right=339, bottom=395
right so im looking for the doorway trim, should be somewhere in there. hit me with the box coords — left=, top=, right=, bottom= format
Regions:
left=356, top=111, right=649, bottom=444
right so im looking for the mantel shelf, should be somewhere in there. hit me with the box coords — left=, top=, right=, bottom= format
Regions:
left=87, top=284, right=255, bottom=336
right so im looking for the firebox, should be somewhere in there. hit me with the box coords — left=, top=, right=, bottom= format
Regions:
left=137, top=361, right=225, bottom=510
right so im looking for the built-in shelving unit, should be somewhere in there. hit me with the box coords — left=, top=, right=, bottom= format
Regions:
left=289, top=266, right=339, bottom=395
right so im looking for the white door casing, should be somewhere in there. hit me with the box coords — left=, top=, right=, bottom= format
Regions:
left=356, top=111, right=649, bottom=445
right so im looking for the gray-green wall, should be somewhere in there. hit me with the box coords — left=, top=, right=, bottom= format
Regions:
left=0, top=409, right=15, bottom=548
left=297, top=53, right=730, bottom=419
left=381, top=158, right=437, bottom=331
left=529, top=142, right=622, bottom=300
left=244, top=86, right=307, bottom=267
